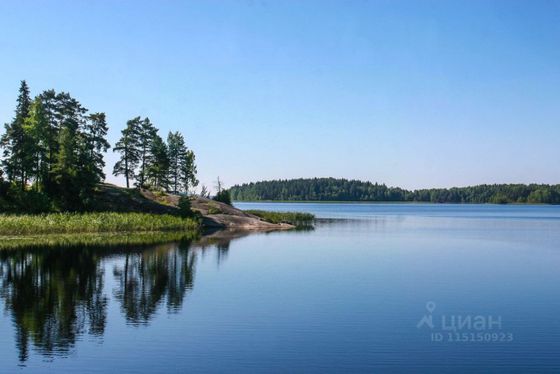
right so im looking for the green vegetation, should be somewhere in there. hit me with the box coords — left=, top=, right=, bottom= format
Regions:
left=230, top=178, right=560, bottom=204
left=0, top=231, right=199, bottom=250
left=113, top=117, right=197, bottom=192
left=213, top=176, right=232, bottom=205
left=0, top=82, right=316, bottom=239
left=0, top=80, right=199, bottom=213
left=1, top=82, right=110, bottom=211
left=213, top=190, right=232, bottom=205
left=246, top=210, right=315, bottom=226
left=0, top=212, right=199, bottom=236
left=177, top=195, right=194, bottom=217
left=207, top=202, right=223, bottom=214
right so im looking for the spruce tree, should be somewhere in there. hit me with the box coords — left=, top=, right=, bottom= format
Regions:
left=1, top=84, right=111, bottom=210
left=1, top=80, right=32, bottom=189
left=37, top=89, right=61, bottom=189
left=147, top=134, right=170, bottom=190
left=22, top=98, right=49, bottom=189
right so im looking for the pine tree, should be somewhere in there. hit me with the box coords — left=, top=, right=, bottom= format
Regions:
left=1, top=80, right=32, bottom=189
left=147, top=134, right=170, bottom=190
left=179, top=150, right=198, bottom=194
left=50, top=94, right=87, bottom=209
left=80, top=112, right=110, bottom=183
left=37, top=90, right=61, bottom=189
left=1, top=84, right=111, bottom=211
left=113, top=117, right=141, bottom=188
left=136, top=117, right=157, bottom=188
left=22, top=98, right=49, bottom=189
left=167, top=131, right=187, bottom=193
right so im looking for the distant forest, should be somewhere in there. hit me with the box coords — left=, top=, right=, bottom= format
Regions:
left=229, top=178, right=560, bottom=204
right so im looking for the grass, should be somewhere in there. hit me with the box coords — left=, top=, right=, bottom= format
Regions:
left=0, top=231, right=200, bottom=250
left=207, top=202, right=223, bottom=215
left=0, top=212, right=200, bottom=236
left=245, top=210, right=315, bottom=226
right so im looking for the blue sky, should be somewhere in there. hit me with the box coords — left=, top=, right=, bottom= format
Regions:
left=0, top=0, right=559, bottom=190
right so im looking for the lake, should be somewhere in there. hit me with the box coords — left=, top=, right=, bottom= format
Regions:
left=1, top=203, right=559, bottom=372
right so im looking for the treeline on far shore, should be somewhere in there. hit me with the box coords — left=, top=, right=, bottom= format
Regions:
left=229, top=178, right=560, bottom=204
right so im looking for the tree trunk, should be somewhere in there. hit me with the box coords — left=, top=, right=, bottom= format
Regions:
left=21, top=167, right=25, bottom=191
left=124, top=152, right=129, bottom=189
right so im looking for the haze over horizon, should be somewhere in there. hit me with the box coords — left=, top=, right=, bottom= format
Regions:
left=1, top=0, right=559, bottom=191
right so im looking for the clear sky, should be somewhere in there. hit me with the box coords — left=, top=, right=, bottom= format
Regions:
left=0, top=0, right=559, bottom=191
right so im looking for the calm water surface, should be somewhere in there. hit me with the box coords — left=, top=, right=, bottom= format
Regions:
left=1, top=203, right=559, bottom=372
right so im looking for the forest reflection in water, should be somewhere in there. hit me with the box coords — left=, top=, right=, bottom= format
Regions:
left=0, top=230, right=248, bottom=363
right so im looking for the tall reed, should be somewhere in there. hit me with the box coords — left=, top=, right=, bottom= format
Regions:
left=0, top=212, right=200, bottom=236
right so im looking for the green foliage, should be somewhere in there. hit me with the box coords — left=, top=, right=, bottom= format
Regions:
left=136, top=117, right=158, bottom=188
left=177, top=195, right=194, bottom=217
left=180, top=149, right=198, bottom=193
left=0, top=231, right=199, bottom=250
left=230, top=178, right=410, bottom=201
left=0, top=83, right=113, bottom=211
left=0, top=183, right=52, bottom=213
left=527, top=188, right=559, bottom=204
left=1, top=82, right=199, bottom=213
left=213, top=189, right=232, bottom=205
left=113, top=117, right=141, bottom=188
left=147, top=134, right=170, bottom=190
left=82, top=112, right=110, bottom=181
left=113, top=124, right=197, bottom=194
left=0, top=212, right=200, bottom=235
left=6, top=189, right=52, bottom=213
left=230, top=178, right=560, bottom=205
left=207, top=202, right=222, bottom=215
left=245, top=210, right=315, bottom=226
left=1, top=81, right=32, bottom=190
left=22, top=98, right=49, bottom=188
left=167, top=131, right=198, bottom=194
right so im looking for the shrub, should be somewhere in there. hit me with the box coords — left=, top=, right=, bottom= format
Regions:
left=207, top=203, right=222, bottom=215
left=213, top=190, right=232, bottom=205
left=1, top=187, right=53, bottom=213
left=178, top=195, right=194, bottom=217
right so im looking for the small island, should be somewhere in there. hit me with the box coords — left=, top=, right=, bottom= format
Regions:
left=0, top=81, right=313, bottom=246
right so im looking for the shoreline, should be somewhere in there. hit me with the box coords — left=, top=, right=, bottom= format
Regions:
left=0, top=198, right=314, bottom=247
left=234, top=200, right=559, bottom=206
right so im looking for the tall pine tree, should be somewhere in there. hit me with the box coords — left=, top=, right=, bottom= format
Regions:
left=147, top=134, right=170, bottom=190
left=136, top=117, right=157, bottom=188
left=78, top=112, right=110, bottom=196
left=22, top=98, right=49, bottom=190
left=1, top=81, right=32, bottom=190
left=179, top=149, right=198, bottom=194
left=167, top=131, right=187, bottom=193
left=113, top=117, right=141, bottom=188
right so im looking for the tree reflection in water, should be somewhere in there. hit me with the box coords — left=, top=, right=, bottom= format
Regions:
left=0, top=246, right=107, bottom=362
left=112, top=238, right=197, bottom=325
left=0, top=235, right=213, bottom=363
